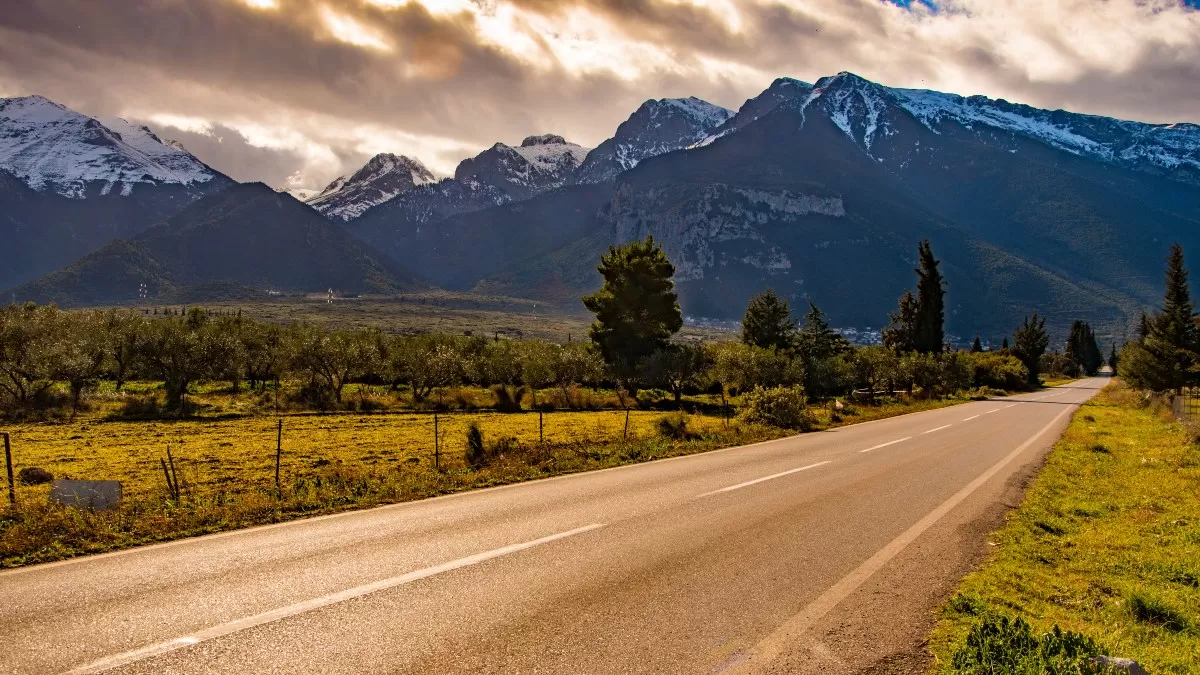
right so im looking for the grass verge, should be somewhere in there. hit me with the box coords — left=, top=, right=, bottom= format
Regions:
left=927, top=381, right=1200, bottom=673
left=1, top=395, right=963, bottom=568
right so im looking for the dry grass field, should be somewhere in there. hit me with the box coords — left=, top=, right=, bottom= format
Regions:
left=0, top=388, right=962, bottom=568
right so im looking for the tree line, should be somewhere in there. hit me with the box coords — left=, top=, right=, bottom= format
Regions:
left=1, top=236, right=1117, bottom=420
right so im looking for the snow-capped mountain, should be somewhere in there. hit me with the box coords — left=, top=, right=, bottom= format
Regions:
left=574, top=97, right=734, bottom=183
left=455, top=134, right=590, bottom=202
left=699, top=78, right=814, bottom=146
left=799, top=72, right=1200, bottom=180
left=0, top=95, right=219, bottom=198
left=306, top=153, right=436, bottom=221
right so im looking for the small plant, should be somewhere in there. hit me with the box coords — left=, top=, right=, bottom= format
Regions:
left=951, top=613, right=1104, bottom=674
left=17, top=467, right=54, bottom=485
left=1127, top=590, right=1190, bottom=632
left=1090, top=443, right=1111, bottom=454
left=491, top=385, right=526, bottom=412
left=465, top=422, right=489, bottom=468
left=656, top=412, right=692, bottom=439
left=739, top=386, right=816, bottom=431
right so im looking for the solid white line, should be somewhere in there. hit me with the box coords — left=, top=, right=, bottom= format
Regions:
left=962, top=415, right=980, bottom=422
left=858, top=437, right=912, bottom=454
left=63, top=524, right=606, bottom=675
left=921, top=424, right=952, bottom=435
left=700, top=461, right=831, bottom=496
left=733, top=404, right=1078, bottom=672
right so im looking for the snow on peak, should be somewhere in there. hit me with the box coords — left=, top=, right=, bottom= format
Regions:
left=511, top=136, right=589, bottom=171
left=793, top=72, right=1200, bottom=174
left=0, top=95, right=217, bottom=198
left=306, top=153, right=438, bottom=221
left=521, top=134, right=568, bottom=147
left=659, top=97, right=735, bottom=129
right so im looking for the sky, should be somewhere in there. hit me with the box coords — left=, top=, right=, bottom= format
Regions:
left=2, top=0, right=1198, bottom=191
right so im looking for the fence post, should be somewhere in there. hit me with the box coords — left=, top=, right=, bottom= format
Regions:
left=539, top=411, right=544, bottom=444
left=4, top=432, right=14, bottom=506
left=275, top=418, right=282, bottom=496
left=160, top=457, right=175, bottom=500
left=623, top=408, right=630, bottom=441
left=434, top=413, right=440, bottom=470
left=166, top=446, right=180, bottom=502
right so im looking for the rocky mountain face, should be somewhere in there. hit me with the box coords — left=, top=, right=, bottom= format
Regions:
left=378, top=72, right=1200, bottom=340
left=8, top=182, right=418, bottom=306
left=306, top=153, right=436, bottom=221
left=455, top=134, right=590, bottom=202
left=345, top=98, right=734, bottom=266
left=574, top=97, right=735, bottom=183
left=0, top=95, right=232, bottom=289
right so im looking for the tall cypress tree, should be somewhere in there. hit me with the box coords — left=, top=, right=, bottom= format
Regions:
left=913, top=240, right=945, bottom=354
left=971, top=335, right=983, bottom=353
left=1121, top=244, right=1200, bottom=392
left=883, top=289, right=919, bottom=353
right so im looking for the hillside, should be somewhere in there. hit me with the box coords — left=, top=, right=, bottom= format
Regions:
left=8, top=183, right=418, bottom=306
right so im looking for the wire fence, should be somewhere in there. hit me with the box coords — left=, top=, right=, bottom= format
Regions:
left=1171, top=391, right=1200, bottom=420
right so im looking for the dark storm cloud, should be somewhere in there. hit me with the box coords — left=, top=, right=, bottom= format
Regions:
left=1, top=0, right=1197, bottom=187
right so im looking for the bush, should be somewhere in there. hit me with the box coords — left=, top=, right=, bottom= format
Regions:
left=491, top=385, right=526, bottom=412
left=656, top=412, right=693, bottom=439
left=17, top=467, right=54, bottom=485
left=739, top=386, right=816, bottom=430
left=465, top=422, right=489, bottom=468
left=952, top=614, right=1104, bottom=674
left=963, top=352, right=1031, bottom=391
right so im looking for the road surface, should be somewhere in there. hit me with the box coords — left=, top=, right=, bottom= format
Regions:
left=1, top=378, right=1105, bottom=674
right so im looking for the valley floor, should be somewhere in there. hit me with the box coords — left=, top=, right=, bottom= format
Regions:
left=927, top=381, right=1200, bottom=672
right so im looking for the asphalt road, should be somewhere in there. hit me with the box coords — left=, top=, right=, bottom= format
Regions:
left=2, top=378, right=1105, bottom=674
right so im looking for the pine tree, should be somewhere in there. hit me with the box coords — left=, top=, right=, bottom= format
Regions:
left=1108, top=343, right=1118, bottom=373
left=741, top=289, right=795, bottom=351
left=1012, top=314, right=1050, bottom=386
left=883, top=289, right=919, bottom=353
left=971, top=335, right=983, bottom=353
left=1122, top=243, right=1200, bottom=392
left=1065, top=320, right=1103, bottom=376
left=913, top=240, right=945, bottom=354
left=795, top=302, right=849, bottom=399
left=582, top=236, right=682, bottom=392
left=1002, top=337, right=1009, bottom=350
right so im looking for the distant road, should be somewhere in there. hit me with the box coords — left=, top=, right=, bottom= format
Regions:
left=2, top=379, right=1105, bottom=674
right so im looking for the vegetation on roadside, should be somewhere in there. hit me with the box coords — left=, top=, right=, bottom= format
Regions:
left=928, top=381, right=1200, bottom=673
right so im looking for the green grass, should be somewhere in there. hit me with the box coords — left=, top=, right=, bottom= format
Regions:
left=927, top=381, right=1200, bottom=673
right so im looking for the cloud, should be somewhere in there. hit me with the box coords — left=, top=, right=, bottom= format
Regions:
left=1, top=0, right=1196, bottom=188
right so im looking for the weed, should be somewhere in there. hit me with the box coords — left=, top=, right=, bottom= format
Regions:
left=1127, top=590, right=1190, bottom=633
left=951, top=614, right=1103, bottom=674
left=656, top=412, right=692, bottom=440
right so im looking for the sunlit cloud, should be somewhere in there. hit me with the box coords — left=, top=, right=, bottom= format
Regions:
left=318, top=5, right=393, bottom=51
left=240, top=0, right=279, bottom=9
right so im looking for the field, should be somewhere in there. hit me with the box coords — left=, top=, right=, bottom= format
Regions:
left=928, top=381, right=1200, bottom=673
left=0, top=389, right=964, bottom=568
left=103, top=291, right=733, bottom=343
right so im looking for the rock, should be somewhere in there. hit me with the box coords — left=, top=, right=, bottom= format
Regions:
left=1090, top=656, right=1147, bottom=675
left=17, top=467, right=53, bottom=485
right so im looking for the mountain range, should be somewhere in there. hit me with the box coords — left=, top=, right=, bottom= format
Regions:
left=4, top=73, right=1199, bottom=341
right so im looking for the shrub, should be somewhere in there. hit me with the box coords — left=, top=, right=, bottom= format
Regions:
left=739, top=386, right=816, bottom=430
left=952, top=614, right=1104, bottom=674
left=656, top=412, right=692, bottom=439
left=963, top=352, right=1031, bottom=391
left=17, top=467, right=54, bottom=485
left=491, top=385, right=526, bottom=412
left=465, top=422, right=489, bottom=468
left=1128, top=590, right=1190, bottom=632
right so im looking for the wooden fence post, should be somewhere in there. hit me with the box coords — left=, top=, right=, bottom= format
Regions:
left=623, top=408, right=630, bottom=441
left=539, top=411, right=544, bottom=444
left=434, top=413, right=440, bottom=470
left=4, top=432, right=14, bottom=506
left=275, top=418, right=283, bottom=496
left=166, top=446, right=180, bottom=501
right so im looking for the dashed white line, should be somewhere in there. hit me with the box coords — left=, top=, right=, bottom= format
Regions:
left=63, top=524, right=606, bottom=674
left=962, top=415, right=980, bottom=422
left=921, top=424, right=953, bottom=435
left=701, top=461, right=831, bottom=496
left=858, top=437, right=912, bottom=454
left=1004, top=404, right=1018, bottom=409
left=983, top=408, right=1001, bottom=415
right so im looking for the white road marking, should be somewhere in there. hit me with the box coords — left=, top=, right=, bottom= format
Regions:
left=63, top=524, right=606, bottom=674
left=921, top=424, right=952, bottom=435
left=733, top=404, right=1078, bottom=672
left=858, top=437, right=912, bottom=454
left=983, top=408, right=1001, bottom=415
left=962, top=415, right=980, bottom=422
left=1004, top=404, right=1018, bottom=409
left=701, top=461, right=831, bottom=496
